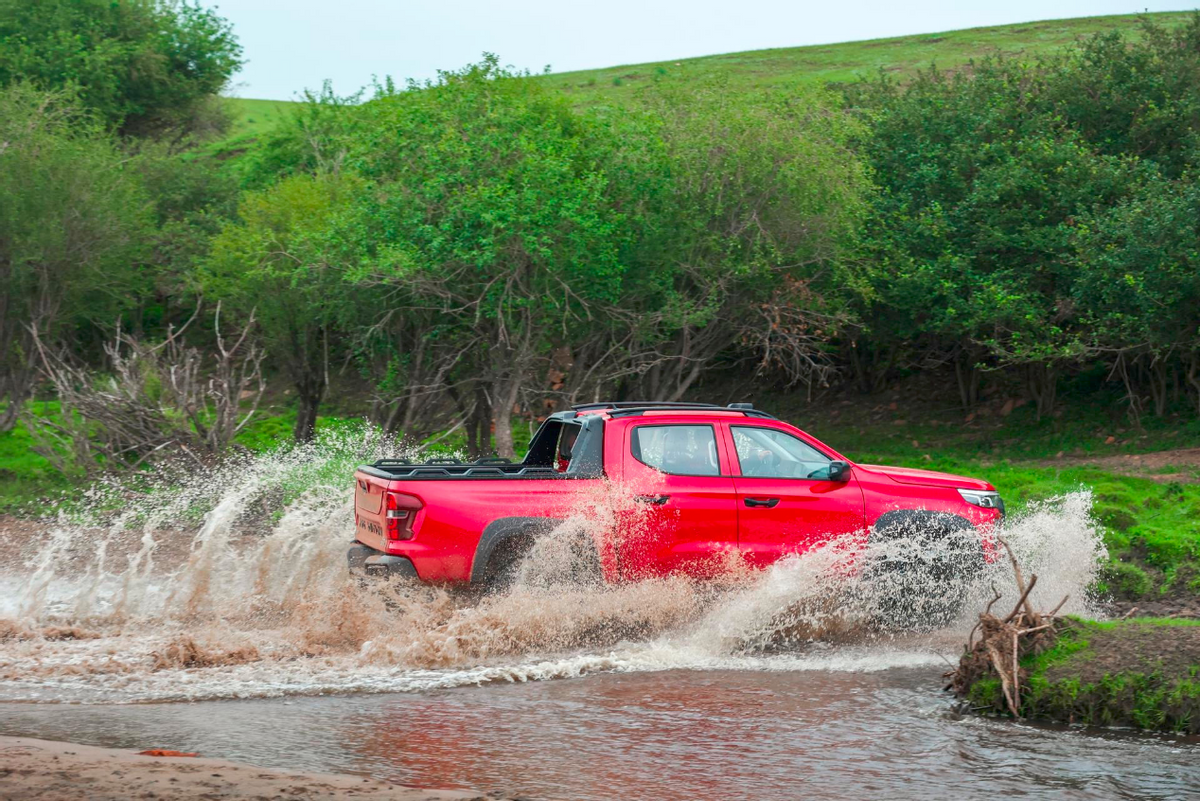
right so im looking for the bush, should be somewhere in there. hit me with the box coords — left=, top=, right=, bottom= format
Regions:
left=1103, top=559, right=1153, bottom=599
left=0, top=0, right=242, bottom=137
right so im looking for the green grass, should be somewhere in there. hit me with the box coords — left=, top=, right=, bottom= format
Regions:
left=222, top=97, right=297, bottom=139
left=0, top=402, right=76, bottom=512
left=542, top=12, right=1193, bottom=104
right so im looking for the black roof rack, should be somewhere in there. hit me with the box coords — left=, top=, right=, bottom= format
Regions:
left=569, top=401, right=774, bottom=419
left=571, top=401, right=726, bottom=411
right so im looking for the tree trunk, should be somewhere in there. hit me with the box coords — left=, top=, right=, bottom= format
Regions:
left=491, top=379, right=520, bottom=459
left=1185, top=352, right=1200, bottom=416
left=1147, top=357, right=1170, bottom=418
left=293, top=376, right=326, bottom=442
left=954, top=347, right=981, bottom=412
left=0, top=391, right=24, bottom=433
left=1025, top=363, right=1057, bottom=420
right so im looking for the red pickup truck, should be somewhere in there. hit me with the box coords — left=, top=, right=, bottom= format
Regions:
left=349, top=402, right=1003, bottom=590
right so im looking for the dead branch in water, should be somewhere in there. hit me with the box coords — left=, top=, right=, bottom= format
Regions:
left=947, top=537, right=1070, bottom=719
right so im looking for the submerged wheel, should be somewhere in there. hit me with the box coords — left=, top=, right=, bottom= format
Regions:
left=867, top=512, right=984, bottom=631
left=482, top=532, right=536, bottom=593
left=482, top=525, right=602, bottom=592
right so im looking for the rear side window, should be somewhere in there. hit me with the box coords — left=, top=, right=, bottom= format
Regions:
left=631, top=425, right=720, bottom=476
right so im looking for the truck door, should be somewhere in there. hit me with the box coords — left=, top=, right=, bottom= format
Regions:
left=724, top=424, right=867, bottom=567
left=619, top=422, right=739, bottom=580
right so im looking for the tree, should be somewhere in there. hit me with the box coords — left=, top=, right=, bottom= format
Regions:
left=617, top=83, right=868, bottom=400
left=0, top=84, right=151, bottom=432
left=204, top=173, right=357, bottom=441
left=344, top=58, right=633, bottom=457
left=0, top=0, right=242, bottom=138
left=1073, top=176, right=1200, bottom=416
left=848, top=60, right=1143, bottom=415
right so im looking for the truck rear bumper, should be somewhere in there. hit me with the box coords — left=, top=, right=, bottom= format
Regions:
left=347, top=543, right=419, bottom=579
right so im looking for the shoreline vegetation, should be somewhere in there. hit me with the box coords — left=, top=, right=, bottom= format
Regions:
left=955, top=616, right=1200, bottom=733
left=950, top=544, right=1200, bottom=733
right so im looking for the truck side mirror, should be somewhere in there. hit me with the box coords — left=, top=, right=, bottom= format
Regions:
left=827, top=460, right=851, bottom=482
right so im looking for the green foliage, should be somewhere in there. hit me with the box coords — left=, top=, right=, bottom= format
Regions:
left=345, top=58, right=637, bottom=453
left=214, top=58, right=866, bottom=451
left=5, top=5, right=1200, bottom=518
left=204, top=172, right=361, bottom=440
left=0, top=84, right=152, bottom=429
left=1101, top=559, right=1153, bottom=599
left=0, top=0, right=242, bottom=137
left=0, top=402, right=75, bottom=511
left=844, top=14, right=1200, bottom=416
left=1072, top=176, right=1200, bottom=369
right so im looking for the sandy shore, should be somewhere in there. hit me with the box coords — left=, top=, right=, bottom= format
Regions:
left=0, top=735, right=500, bottom=800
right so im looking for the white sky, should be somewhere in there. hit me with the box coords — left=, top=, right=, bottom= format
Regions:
left=213, top=1, right=1197, bottom=100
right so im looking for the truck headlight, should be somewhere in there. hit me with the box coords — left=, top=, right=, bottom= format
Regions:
left=958, top=488, right=1004, bottom=513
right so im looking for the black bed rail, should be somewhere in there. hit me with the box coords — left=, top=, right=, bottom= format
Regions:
left=361, top=463, right=560, bottom=480
left=361, top=455, right=560, bottom=480
left=372, top=456, right=514, bottom=468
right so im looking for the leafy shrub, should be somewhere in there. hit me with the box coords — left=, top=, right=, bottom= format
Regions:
left=1102, top=559, right=1153, bottom=598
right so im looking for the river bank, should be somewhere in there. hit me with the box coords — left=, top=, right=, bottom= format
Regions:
left=958, top=617, right=1200, bottom=733
left=0, top=735, right=497, bottom=800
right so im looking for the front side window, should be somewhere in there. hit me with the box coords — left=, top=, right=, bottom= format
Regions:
left=631, top=425, right=720, bottom=477
left=731, top=426, right=833, bottom=479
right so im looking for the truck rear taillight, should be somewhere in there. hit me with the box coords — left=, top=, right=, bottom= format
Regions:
left=385, top=491, right=421, bottom=541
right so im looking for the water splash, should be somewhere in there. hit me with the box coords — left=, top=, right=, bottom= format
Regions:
left=0, top=425, right=1107, bottom=703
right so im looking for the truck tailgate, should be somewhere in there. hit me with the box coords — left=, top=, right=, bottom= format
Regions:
left=354, top=471, right=389, bottom=552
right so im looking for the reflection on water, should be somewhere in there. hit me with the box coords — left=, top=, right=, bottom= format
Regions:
left=1, top=667, right=1196, bottom=801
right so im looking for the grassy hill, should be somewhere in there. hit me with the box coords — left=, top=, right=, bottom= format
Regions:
left=221, top=96, right=296, bottom=138
left=220, top=11, right=1192, bottom=135
left=546, top=12, right=1193, bottom=102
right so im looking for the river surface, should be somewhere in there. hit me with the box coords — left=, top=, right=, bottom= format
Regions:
left=2, top=664, right=1197, bottom=800
left=1, top=432, right=1196, bottom=800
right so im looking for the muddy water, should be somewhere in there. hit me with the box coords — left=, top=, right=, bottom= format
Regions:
left=3, top=666, right=1198, bottom=800
left=1, top=428, right=1197, bottom=799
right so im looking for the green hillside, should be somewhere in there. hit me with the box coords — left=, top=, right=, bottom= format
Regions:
left=219, top=12, right=1192, bottom=137
left=545, top=11, right=1193, bottom=102
left=220, top=12, right=1191, bottom=132
left=222, top=96, right=295, bottom=137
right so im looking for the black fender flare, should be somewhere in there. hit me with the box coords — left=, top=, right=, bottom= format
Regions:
left=470, top=516, right=563, bottom=584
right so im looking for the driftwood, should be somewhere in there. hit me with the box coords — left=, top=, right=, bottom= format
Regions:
left=25, top=302, right=264, bottom=475
left=947, top=537, right=1070, bottom=718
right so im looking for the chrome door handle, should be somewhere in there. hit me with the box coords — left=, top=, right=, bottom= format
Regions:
left=744, top=497, right=780, bottom=508
left=634, top=494, right=670, bottom=505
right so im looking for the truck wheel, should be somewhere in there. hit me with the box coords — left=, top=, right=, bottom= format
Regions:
left=867, top=512, right=982, bottom=631
left=482, top=533, right=536, bottom=593
left=347, top=543, right=373, bottom=576
left=482, top=526, right=603, bottom=592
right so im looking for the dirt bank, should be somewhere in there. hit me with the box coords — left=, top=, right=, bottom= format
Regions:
left=958, top=617, right=1200, bottom=733
left=0, top=735, right=502, bottom=800
left=1041, top=447, right=1200, bottom=483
